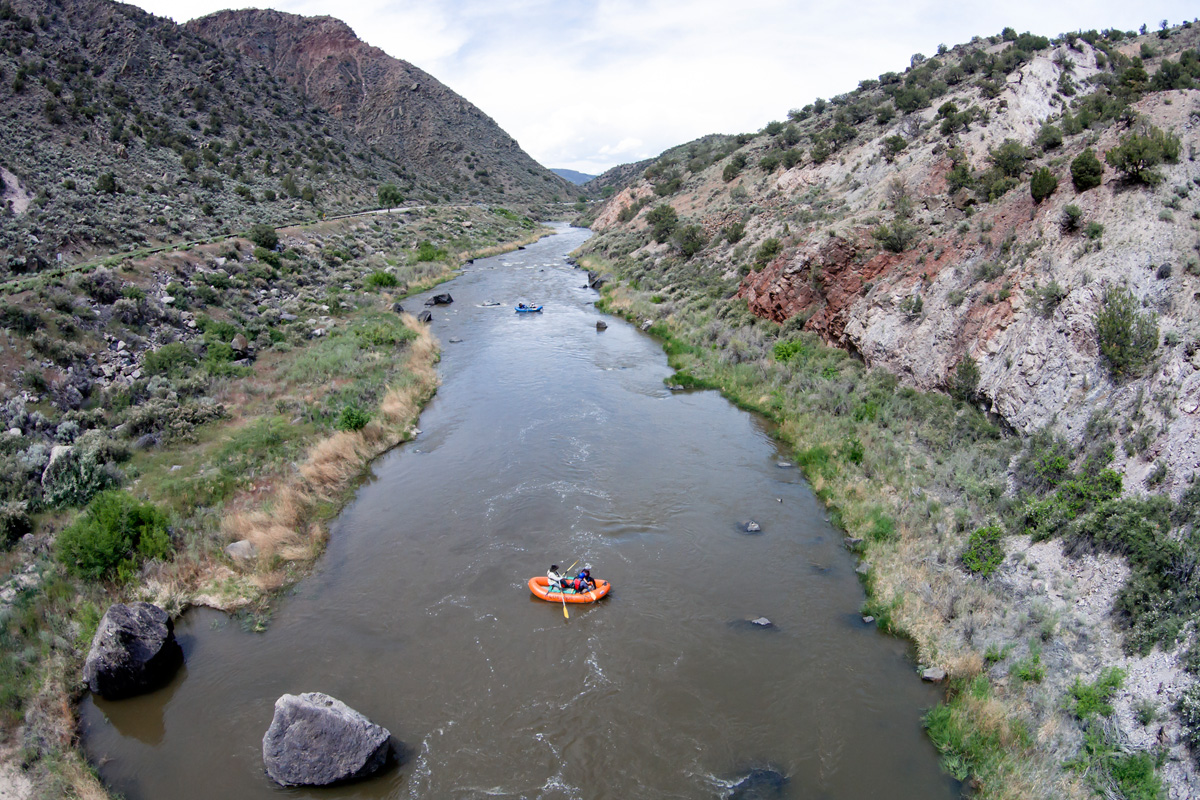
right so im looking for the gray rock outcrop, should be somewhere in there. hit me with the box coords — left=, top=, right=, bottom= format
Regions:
left=84, top=602, right=183, bottom=700
left=262, top=692, right=393, bottom=786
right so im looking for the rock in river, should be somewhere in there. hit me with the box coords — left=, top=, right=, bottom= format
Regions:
left=728, top=767, right=788, bottom=799
left=84, top=602, right=183, bottom=700
left=416, top=310, right=432, bottom=324
left=424, top=292, right=453, bottom=306
left=262, top=692, right=393, bottom=787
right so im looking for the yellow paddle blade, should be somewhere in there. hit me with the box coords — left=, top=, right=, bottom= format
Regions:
left=562, top=603, right=569, bottom=619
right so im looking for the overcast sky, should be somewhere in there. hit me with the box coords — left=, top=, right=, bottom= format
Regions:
left=128, top=0, right=1198, bottom=175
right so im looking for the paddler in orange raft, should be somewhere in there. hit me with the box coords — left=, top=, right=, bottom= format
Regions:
left=528, top=567, right=610, bottom=604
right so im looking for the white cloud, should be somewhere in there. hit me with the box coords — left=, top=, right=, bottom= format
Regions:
left=128, top=0, right=1199, bottom=174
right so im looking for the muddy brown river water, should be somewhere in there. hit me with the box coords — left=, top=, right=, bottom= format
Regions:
left=80, top=225, right=960, bottom=799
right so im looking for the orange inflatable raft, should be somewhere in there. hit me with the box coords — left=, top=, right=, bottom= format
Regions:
left=528, top=576, right=611, bottom=604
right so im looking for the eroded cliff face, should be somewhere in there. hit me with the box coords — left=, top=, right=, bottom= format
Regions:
left=186, top=9, right=570, bottom=202
left=594, top=36, right=1200, bottom=497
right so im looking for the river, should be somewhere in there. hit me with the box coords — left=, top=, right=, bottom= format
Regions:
left=80, top=224, right=959, bottom=799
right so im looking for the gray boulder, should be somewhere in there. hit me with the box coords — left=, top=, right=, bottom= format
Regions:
left=84, top=602, right=183, bottom=700
left=424, top=292, right=453, bottom=306
left=586, top=270, right=611, bottom=290
left=416, top=310, right=432, bottom=324
left=224, top=539, right=257, bottom=562
left=262, top=692, right=393, bottom=787
left=595, top=320, right=607, bottom=331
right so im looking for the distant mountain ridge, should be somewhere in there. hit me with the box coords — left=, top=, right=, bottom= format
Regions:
left=186, top=9, right=571, bottom=204
left=551, top=168, right=596, bottom=185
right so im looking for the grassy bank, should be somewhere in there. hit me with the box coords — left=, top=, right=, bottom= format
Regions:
left=0, top=207, right=551, bottom=797
left=577, top=244, right=1193, bottom=799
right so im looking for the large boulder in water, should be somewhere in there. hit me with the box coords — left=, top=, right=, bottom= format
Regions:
left=416, top=310, right=432, bottom=323
left=83, top=602, right=183, bottom=700
left=262, top=692, right=393, bottom=787
left=424, top=292, right=453, bottom=306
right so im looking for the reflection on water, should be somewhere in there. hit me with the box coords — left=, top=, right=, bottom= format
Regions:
left=80, top=225, right=960, bottom=799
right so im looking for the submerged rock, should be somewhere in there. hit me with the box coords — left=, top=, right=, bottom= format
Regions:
left=743, top=520, right=762, bottom=533
left=728, top=767, right=788, bottom=799
left=84, top=602, right=183, bottom=700
left=262, top=692, right=393, bottom=787
left=729, top=617, right=778, bottom=632
left=596, top=320, right=607, bottom=331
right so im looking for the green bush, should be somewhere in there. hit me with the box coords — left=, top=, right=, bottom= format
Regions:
left=882, top=135, right=907, bottom=162
left=1105, top=124, right=1183, bottom=187
left=1096, top=286, right=1158, bottom=378
left=1179, top=685, right=1200, bottom=756
left=988, top=140, right=1030, bottom=178
left=414, top=241, right=448, bottom=262
left=41, top=434, right=121, bottom=508
left=0, top=304, right=43, bottom=335
left=1068, top=667, right=1124, bottom=719
left=253, top=246, right=281, bottom=268
left=724, top=222, right=745, bottom=244
left=950, top=355, right=980, bottom=401
left=1009, top=648, right=1045, bottom=682
left=646, top=204, right=678, bottom=244
left=377, top=183, right=403, bottom=210
left=55, top=490, right=171, bottom=581
left=1061, top=204, right=1083, bottom=232
left=0, top=501, right=31, bottom=549
left=337, top=404, right=370, bottom=432
left=1029, top=167, right=1058, bottom=203
left=1070, top=149, right=1104, bottom=191
left=672, top=225, right=707, bottom=258
left=773, top=339, right=806, bottom=363
left=753, top=238, right=782, bottom=268
left=353, top=318, right=415, bottom=348
left=873, top=219, right=918, bottom=253
left=365, top=270, right=399, bottom=289
left=722, top=153, right=747, bottom=182
left=144, top=342, right=197, bottom=377
left=961, top=526, right=1004, bottom=576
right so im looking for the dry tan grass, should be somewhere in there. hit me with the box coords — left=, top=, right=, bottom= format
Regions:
left=461, top=228, right=553, bottom=261
left=193, top=316, right=440, bottom=600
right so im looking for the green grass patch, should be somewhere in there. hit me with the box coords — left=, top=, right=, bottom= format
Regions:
left=924, top=675, right=1033, bottom=789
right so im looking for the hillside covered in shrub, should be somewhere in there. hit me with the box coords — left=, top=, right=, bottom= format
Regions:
left=0, top=0, right=572, bottom=274
left=579, top=19, right=1200, bottom=800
